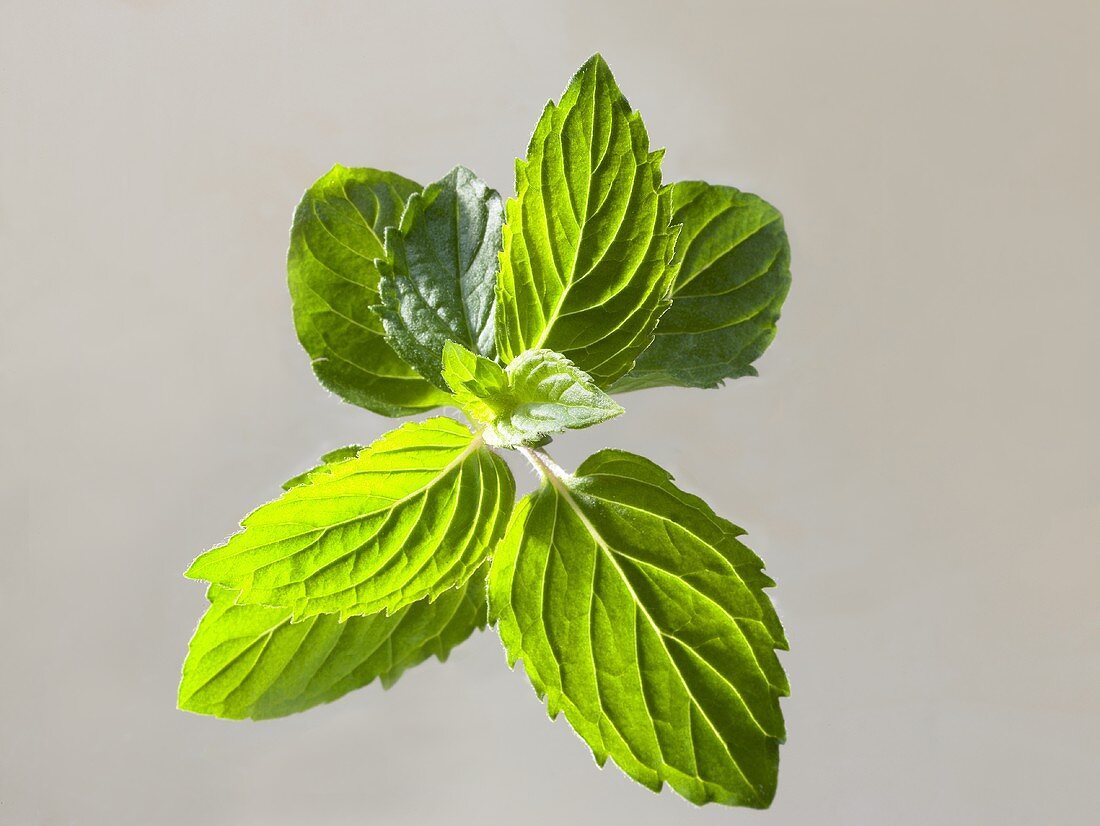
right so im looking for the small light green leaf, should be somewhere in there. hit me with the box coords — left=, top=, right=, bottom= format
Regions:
left=441, top=343, right=623, bottom=447
left=186, top=417, right=514, bottom=621
left=489, top=449, right=788, bottom=808
left=495, top=54, right=678, bottom=387
left=439, top=340, right=509, bottom=426
left=495, top=349, right=624, bottom=445
left=179, top=573, right=487, bottom=720
left=612, top=182, right=791, bottom=391
left=288, top=165, right=451, bottom=416
left=375, top=166, right=503, bottom=389
left=490, top=349, right=624, bottom=447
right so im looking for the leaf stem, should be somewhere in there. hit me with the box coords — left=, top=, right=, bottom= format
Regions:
left=517, top=444, right=572, bottom=485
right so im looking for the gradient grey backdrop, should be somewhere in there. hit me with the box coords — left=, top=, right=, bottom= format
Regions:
left=3, top=1, right=1098, bottom=823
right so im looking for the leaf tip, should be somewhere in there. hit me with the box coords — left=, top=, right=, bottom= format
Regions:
left=183, top=558, right=206, bottom=581
left=578, top=52, right=610, bottom=76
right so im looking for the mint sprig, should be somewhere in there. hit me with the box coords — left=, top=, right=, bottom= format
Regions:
left=183, top=53, right=792, bottom=810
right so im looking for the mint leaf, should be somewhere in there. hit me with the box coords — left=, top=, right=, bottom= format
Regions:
left=186, top=417, right=514, bottom=620
left=489, top=449, right=788, bottom=808
left=496, top=349, right=624, bottom=444
left=439, top=340, right=510, bottom=425
left=495, top=54, right=679, bottom=387
left=441, top=343, right=623, bottom=447
left=375, top=166, right=503, bottom=389
left=288, top=165, right=451, bottom=416
left=613, top=182, right=791, bottom=391
left=280, top=445, right=365, bottom=491
left=179, top=574, right=487, bottom=720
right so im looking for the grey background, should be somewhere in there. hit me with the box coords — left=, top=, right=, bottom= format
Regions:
left=2, top=1, right=1098, bottom=823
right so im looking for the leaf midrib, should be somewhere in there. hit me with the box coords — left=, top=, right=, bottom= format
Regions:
left=531, top=71, right=603, bottom=352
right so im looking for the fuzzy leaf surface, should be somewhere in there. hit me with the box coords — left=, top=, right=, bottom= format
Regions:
left=186, top=418, right=513, bottom=620
left=288, top=165, right=450, bottom=416
left=492, top=349, right=623, bottom=446
left=495, top=54, right=678, bottom=387
left=613, top=182, right=791, bottom=391
left=179, top=576, right=486, bottom=720
left=489, top=449, right=788, bottom=808
left=376, top=166, right=503, bottom=388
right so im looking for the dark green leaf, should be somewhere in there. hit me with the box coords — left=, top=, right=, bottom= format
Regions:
left=613, top=182, right=791, bottom=391
left=376, top=166, right=503, bottom=389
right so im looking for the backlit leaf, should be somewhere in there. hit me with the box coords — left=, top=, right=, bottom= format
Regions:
left=489, top=449, right=787, bottom=807
left=179, top=575, right=487, bottom=720
left=186, top=418, right=513, bottom=620
left=495, top=54, right=678, bottom=387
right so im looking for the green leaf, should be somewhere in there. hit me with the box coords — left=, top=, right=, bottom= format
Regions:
left=179, top=574, right=487, bottom=720
left=441, top=343, right=623, bottom=447
left=281, top=445, right=365, bottom=491
left=495, top=349, right=624, bottom=445
left=288, top=165, right=451, bottom=416
left=439, top=340, right=510, bottom=426
left=375, top=166, right=503, bottom=389
left=612, top=182, right=791, bottom=391
left=488, top=449, right=788, bottom=808
left=186, top=417, right=514, bottom=621
left=495, top=54, right=678, bottom=387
